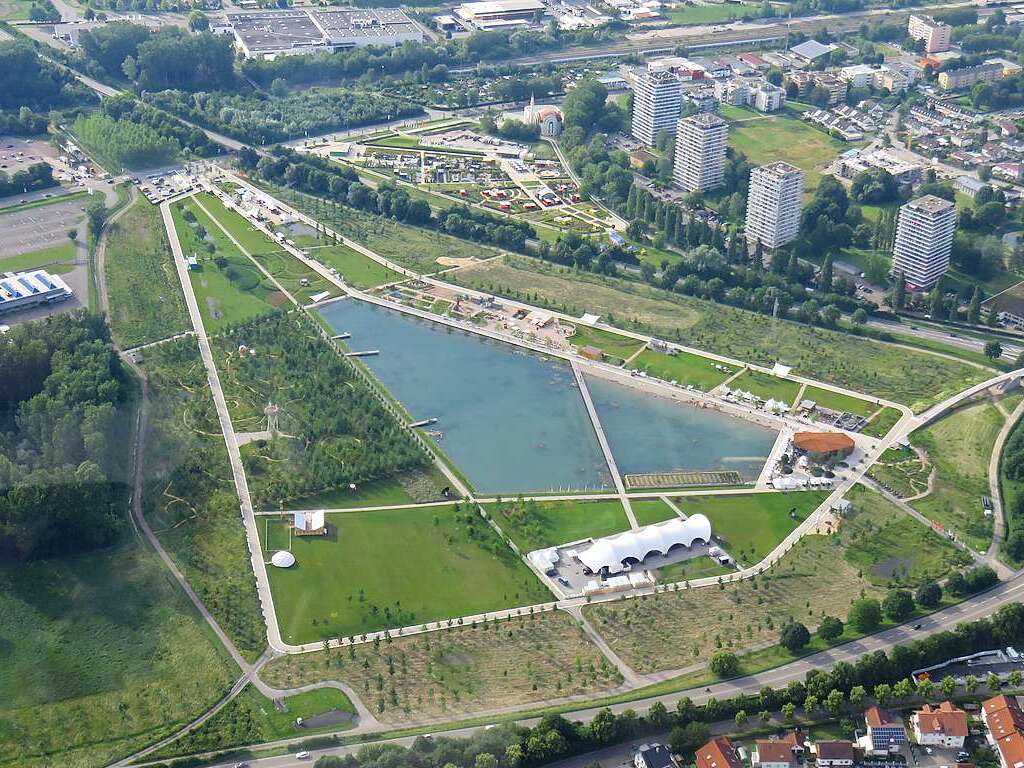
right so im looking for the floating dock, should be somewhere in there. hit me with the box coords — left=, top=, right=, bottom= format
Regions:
left=408, top=418, right=438, bottom=428
left=345, top=350, right=379, bottom=357
left=331, top=332, right=351, bottom=340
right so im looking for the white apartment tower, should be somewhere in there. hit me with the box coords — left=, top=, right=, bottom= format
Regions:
left=672, top=112, right=728, bottom=192
left=908, top=14, right=952, bottom=53
left=892, top=195, right=956, bottom=289
left=744, top=162, right=804, bottom=249
left=631, top=69, right=682, bottom=146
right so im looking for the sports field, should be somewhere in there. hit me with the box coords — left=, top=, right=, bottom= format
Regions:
left=728, top=112, right=849, bottom=194
left=259, top=504, right=552, bottom=642
left=672, top=491, right=830, bottom=565
left=485, top=498, right=631, bottom=552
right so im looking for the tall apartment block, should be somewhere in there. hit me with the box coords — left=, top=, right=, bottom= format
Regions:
left=631, top=69, right=682, bottom=146
left=744, top=162, right=804, bottom=249
left=892, top=195, right=956, bottom=289
left=908, top=14, right=951, bottom=53
left=672, top=112, right=728, bottom=193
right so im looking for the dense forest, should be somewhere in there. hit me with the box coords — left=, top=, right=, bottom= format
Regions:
left=0, top=39, right=96, bottom=118
left=0, top=162, right=57, bottom=198
left=240, top=147, right=536, bottom=252
left=0, top=313, right=131, bottom=561
left=73, top=112, right=180, bottom=170
left=215, top=312, right=428, bottom=508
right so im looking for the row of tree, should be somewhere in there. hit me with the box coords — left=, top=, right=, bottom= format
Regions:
left=241, top=147, right=537, bottom=253
left=0, top=162, right=56, bottom=198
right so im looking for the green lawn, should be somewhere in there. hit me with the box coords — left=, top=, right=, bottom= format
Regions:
left=485, top=498, right=630, bottom=552
left=195, top=193, right=282, bottom=255
left=0, top=545, right=235, bottom=768
left=568, top=324, right=645, bottom=362
left=171, top=201, right=280, bottom=330
left=105, top=197, right=189, bottom=348
left=631, top=498, right=679, bottom=526
left=672, top=491, right=830, bottom=565
left=309, top=243, right=403, bottom=289
left=655, top=556, right=734, bottom=582
left=728, top=112, right=849, bottom=194
left=912, top=399, right=1004, bottom=551
left=801, top=385, right=878, bottom=417
left=628, top=348, right=734, bottom=391
left=259, top=504, right=552, bottom=642
left=840, top=484, right=971, bottom=586
left=728, top=369, right=802, bottom=404
left=863, top=407, right=903, bottom=439
left=664, top=1, right=759, bottom=24
left=0, top=241, right=77, bottom=274
left=867, top=446, right=931, bottom=498
left=251, top=249, right=337, bottom=305
left=284, top=466, right=453, bottom=510
left=149, top=686, right=355, bottom=759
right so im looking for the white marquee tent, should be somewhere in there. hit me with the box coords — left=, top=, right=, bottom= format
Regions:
left=578, top=514, right=712, bottom=574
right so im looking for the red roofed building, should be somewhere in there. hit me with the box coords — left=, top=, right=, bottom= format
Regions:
left=792, top=431, right=855, bottom=461
left=697, top=737, right=745, bottom=768
left=984, top=696, right=1024, bottom=768
left=865, top=706, right=907, bottom=753
left=753, top=738, right=801, bottom=768
left=912, top=702, right=968, bottom=748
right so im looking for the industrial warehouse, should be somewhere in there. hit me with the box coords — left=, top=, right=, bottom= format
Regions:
left=225, top=8, right=425, bottom=58
left=0, top=269, right=72, bottom=316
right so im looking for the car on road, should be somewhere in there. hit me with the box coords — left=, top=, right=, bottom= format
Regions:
left=296, top=752, right=311, bottom=760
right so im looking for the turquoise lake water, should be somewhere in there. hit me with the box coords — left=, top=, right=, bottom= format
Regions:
left=584, top=374, right=778, bottom=482
left=318, top=299, right=777, bottom=491
left=319, top=299, right=612, bottom=493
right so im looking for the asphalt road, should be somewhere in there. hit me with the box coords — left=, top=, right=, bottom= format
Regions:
left=867, top=317, right=1024, bottom=362
left=200, top=572, right=1024, bottom=768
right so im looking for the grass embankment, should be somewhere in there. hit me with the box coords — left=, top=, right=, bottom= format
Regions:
left=259, top=504, right=552, bottom=643
left=629, top=348, right=735, bottom=391
left=912, top=398, right=1004, bottom=551
left=484, top=498, right=630, bottom=551
left=259, top=609, right=622, bottom=724
left=264, top=182, right=505, bottom=274
left=727, top=369, right=802, bottom=404
left=149, top=687, right=356, bottom=761
left=286, top=467, right=452, bottom=510
left=450, top=255, right=988, bottom=411
left=0, top=545, right=236, bottom=768
left=141, top=339, right=268, bottom=661
left=308, top=243, right=403, bottom=289
left=104, top=197, right=189, bottom=348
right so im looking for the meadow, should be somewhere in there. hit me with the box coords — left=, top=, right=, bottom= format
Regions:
left=628, top=348, right=734, bottom=391
left=484, top=498, right=631, bottom=552
left=259, top=503, right=552, bottom=643
left=260, top=610, right=622, bottom=722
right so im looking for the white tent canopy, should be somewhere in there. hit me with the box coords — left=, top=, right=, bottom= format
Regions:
left=271, top=550, right=296, bottom=568
left=578, top=514, right=712, bottom=574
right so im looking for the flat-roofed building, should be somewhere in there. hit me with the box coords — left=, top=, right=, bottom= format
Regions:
left=673, top=112, right=727, bottom=192
left=631, top=69, right=682, bottom=146
left=0, top=269, right=73, bottom=316
left=227, top=8, right=424, bottom=58
left=908, top=14, right=952, bottom=53
left=745, top=161, right=803, bottom=249
left=938, top=62, right=1003, bottom=90
left=892, top=195, right=957, bottom=290
left=455, top=0, right=545, bottom=27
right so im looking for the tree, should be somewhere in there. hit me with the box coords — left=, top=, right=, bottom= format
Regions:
left=710, top=650, right=740, bottom=678
left=893, top=271, right=907, bottom=313
left=85, top=198, right=108, bottom=239
left=965, top=675, right=979, bottom=694
left=669, top=721, right=711, bottom=755
left=848, top=598, right=882, bottom=632
left=989, top=672, right=1002, bottom=691
left=940, top=675, right=957, bottom=697
left=188, top=10, right=209, bottom=32
left=780, top=622, right=811, bottom=653
left=873, top=683, right=893, bottom=706
left=561, top=79, right=608, bottom=133
left=852, top=308, right=868, bottom=325
left=849, top=685, right=867, bottom=708
left=67, top=228, right=77, bottom=242
left=916, top=678, right=934, bottom=699
left=916, top=582, right=942, bottom=608
left=735, top=710, right=749, bottom=727
left=968, top=286, right=983, bottom=324
left=782, top=702, right=796, bottom=721
left=818, top=616, right=844, bottom=642
left=1009, top=670, right=1023, bottom=688
left=804, top=694, right=819, bottom=713
left=825, top=689, right=845, bottom=715
left=893, top=678, right=913, bottom=700
left=985, top=340, right=1003, bottom=360
left=647, top=702, right=669, bottom=728
left=882, top=589, right=915, bottom=622
left=819, top=254, right=834, bottom=292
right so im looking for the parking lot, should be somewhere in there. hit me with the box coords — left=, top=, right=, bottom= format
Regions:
left=0, top=196, right=89, bottom=259
left=0, top=136, right=60, bottom=176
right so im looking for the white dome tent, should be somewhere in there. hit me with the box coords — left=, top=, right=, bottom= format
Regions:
left=578, top=514, right=712, bottom=575
left=271, top=550, right=296, bottom=568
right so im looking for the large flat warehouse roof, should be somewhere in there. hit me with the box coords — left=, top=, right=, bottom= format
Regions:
left=226, top=8, right=423, bottom=55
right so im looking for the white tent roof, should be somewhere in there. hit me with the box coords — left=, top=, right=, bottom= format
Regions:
left=294, top=510, right=325, bottom=531
left=578, top=515, right=712, bottom=573
left=271, top=550, right=296, bottom=568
